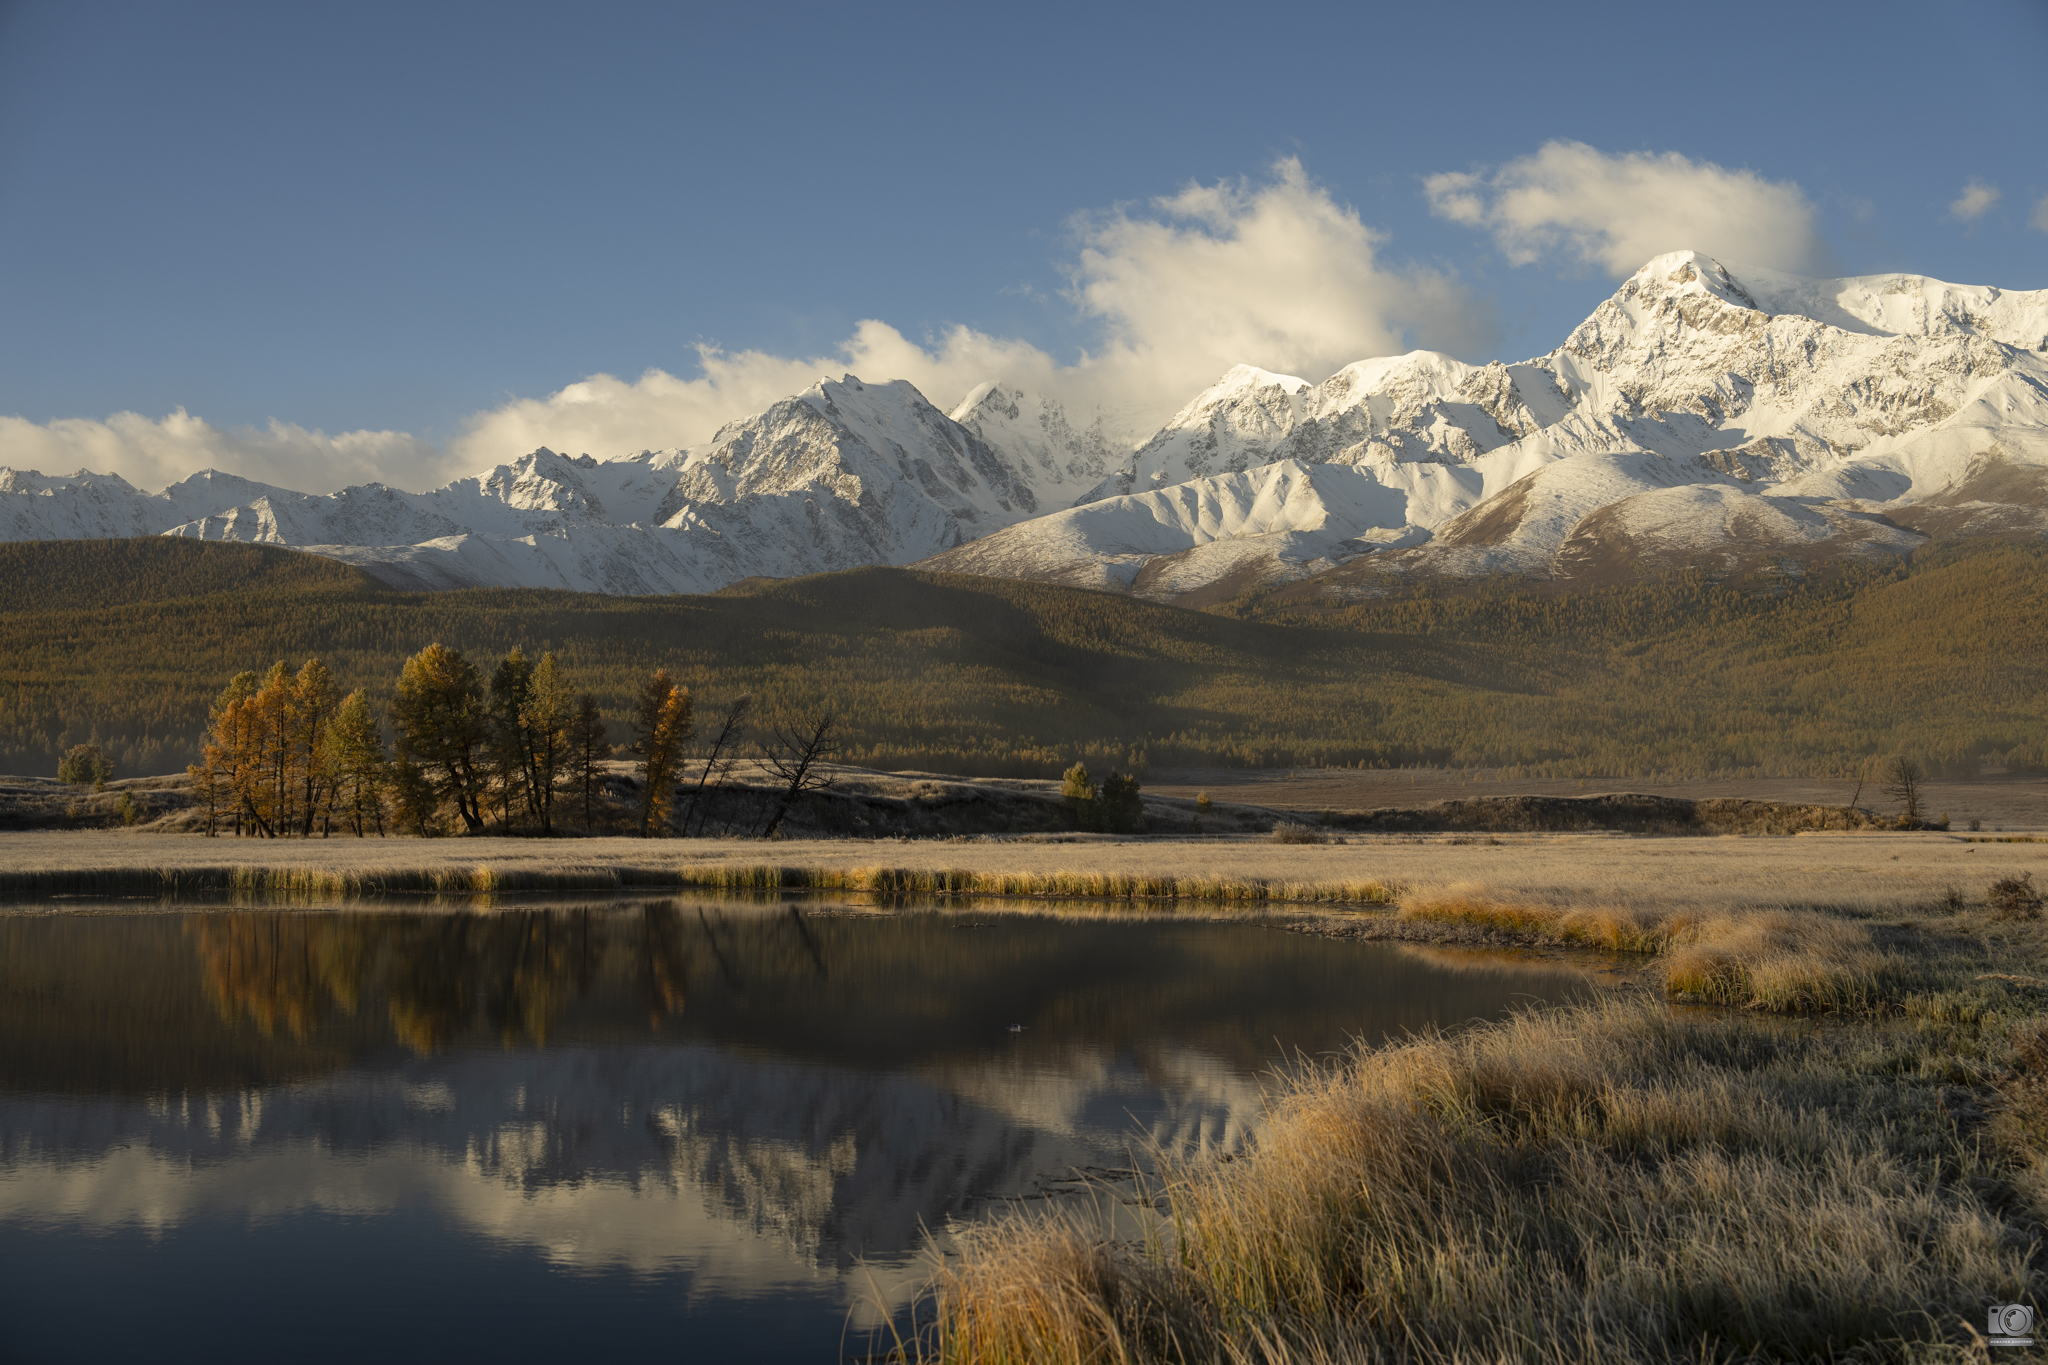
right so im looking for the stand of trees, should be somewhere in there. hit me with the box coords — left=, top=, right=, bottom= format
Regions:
left=186, top=642, right=827, bottom=839
left=1060, top=762, right=1145, bottom=834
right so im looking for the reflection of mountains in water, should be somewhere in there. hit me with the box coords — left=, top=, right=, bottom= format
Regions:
left=0, top=902, right=1593, bottom=1276
left=1, top=1041, right=1233, bottom=1275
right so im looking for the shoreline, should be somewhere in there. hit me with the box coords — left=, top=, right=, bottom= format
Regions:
left=4, top=828, right=2045, bottom=916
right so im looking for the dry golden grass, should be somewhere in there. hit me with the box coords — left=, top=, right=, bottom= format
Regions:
left=1394, top=897, right=1898, bottom=1012
left=882, top=875, right=2048, bottom=1363
left=665, top=863, right=1399, bottom=906
left=916, top=987, right=2047, bottom=1364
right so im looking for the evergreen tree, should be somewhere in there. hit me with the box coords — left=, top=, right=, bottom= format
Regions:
left=1098, top=771, right=1144, bottom=833
left=390, top=644, right=490, bottom=834
left=58, top=743, right=115, bottom=789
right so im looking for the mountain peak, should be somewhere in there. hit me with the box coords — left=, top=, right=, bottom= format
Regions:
left=1212, top=364, right=1312, bottom=395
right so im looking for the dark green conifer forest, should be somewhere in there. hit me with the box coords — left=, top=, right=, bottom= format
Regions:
left=1, top=536, right=2043, bottom=780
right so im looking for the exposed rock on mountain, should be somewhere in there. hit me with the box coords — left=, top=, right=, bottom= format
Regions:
left=929, top=252, right=2048, bottom=600
left=3, top=251, right=2043, bottom=599
left=2, top=378, right=1093, bottom=594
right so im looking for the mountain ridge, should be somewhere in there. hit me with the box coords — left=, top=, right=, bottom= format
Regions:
left=4, top=250, right=2045, bottom=598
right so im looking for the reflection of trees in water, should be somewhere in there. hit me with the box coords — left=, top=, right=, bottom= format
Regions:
left=192, top=909, right=612, bottom=1053
left=188, top=914, right=372, bottom=1040
left=187, top=902, right=828, bottom=1054
left=639, top=904, right=692, bottom=1027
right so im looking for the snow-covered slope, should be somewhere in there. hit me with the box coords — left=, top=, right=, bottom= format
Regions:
left=1, top=377, right=1093, bottom=594
left=4, top=252, right=2044, bottom=599
left=929, top=251, right=2048, bottom=602
left=948, top=383, right=1119, bottom=509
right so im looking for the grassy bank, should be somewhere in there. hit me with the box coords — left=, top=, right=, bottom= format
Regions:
left=0, top=857, right=1403, bottom=905
left=664, top=863, right=1401, bottom=905
left=913, top=896, right=2048, bottom=1363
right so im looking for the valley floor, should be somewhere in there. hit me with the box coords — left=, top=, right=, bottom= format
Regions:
left=3, top=827, right=2048, bottom=918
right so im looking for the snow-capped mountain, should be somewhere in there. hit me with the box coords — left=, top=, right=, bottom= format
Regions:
left=3, top=250, right=2044, bottom=600
left=926, top=251, right=2048, bottom=600
left=0, top=377, right=1111, bottom=594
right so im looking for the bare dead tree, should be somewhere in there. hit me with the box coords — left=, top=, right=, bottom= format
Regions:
left=1884, top=755, right=1925, bottom=826
left=1839, top=764, right=1867, bottom=831
left=684, top=694, right=753, bottom=837
left=757, top=713, right=837, bottom=840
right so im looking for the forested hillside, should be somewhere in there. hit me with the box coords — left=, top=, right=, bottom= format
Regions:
left=1, top=538, right=2044, bottom=780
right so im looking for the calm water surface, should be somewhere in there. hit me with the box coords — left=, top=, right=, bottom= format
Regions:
left=0, top=898, right=1597, bottom=1362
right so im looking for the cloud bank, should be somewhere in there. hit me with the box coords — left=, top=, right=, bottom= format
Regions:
left=0, top=160, right=1492, bottom=492
left=4, top=147, right=1839, bottom=496
left=451, top=159, right=1491, bottom=470
left=0, top=409, right=441, bottom=497
left=1425, top=141, right=1827, bottom=277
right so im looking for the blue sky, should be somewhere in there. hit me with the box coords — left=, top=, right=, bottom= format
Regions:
left=1, top=0, right=2044, bottom=490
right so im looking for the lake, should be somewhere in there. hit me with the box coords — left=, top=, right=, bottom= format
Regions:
left=0, top=898, right=1601, bottom=1362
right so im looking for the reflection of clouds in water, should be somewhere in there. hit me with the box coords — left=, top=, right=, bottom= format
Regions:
left=0, top=1142, right=871, bottom=1303
left=926, top=1043, right=1270, bottom=1157
left=0, top=1038, right=1276, bottom=1310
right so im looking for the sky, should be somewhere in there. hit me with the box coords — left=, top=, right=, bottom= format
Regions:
left=1, top=0, right=2044, bottom=493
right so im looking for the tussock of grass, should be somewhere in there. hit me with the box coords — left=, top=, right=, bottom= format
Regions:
left=918, top=997, right=2038, bottom=1363
left=1399, top=896, right=1896, bottom=1012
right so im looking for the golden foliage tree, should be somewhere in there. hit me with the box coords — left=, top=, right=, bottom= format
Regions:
left=521, top=652, right=573, bottom=835
left=188, top=660, right=344, bottom=837
left=632, top=669, right=693, bottom=837
left=487, top=646, right=535, bottom=827
left=565, top=692, right=610, bottom=831
left=325, top=689, right=388, bottom=836
left=390, top=643, right=490, bottom=834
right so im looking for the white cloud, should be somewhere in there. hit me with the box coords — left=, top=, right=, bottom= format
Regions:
left=1426, top=140, right=1826, bottom=278
left=1060, top=158, right=1490, bottom=419
left=4, top=160, right=1490, bottom=491
left=454, top=159, right=1490, bottom=465
left=0, top=408, right=444, bottom=495
left=2032, top=195, right=2048, bottom=234
left=1950, top=179, right=2002, bottom=221
left=448, top=320, right=1066, bottom=468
